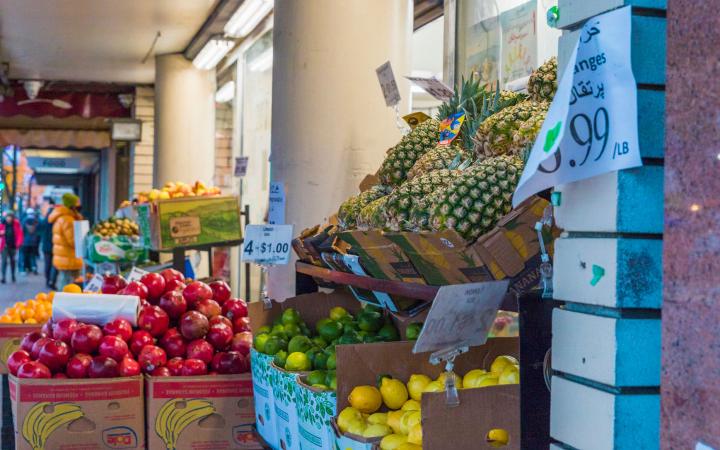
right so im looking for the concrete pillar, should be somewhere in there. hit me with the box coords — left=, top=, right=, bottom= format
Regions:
left=268, top=0, right=413, bottom=299
left=154, top=54, right=216, bottom=186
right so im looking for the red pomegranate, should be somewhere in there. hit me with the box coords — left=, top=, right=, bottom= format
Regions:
left=70, top=324, right=103, bottom=354
left=182, top=281, right=213, bottom=308
left=181, top=358, right=208, bottom=376
left=158, top=290, right=187, bottom=320
left=179, top=311, right=209, bottom=340
left=129, top=330, right=155, bottom=356
left=164, top=279, right=185, bottom=293
left=208, top=280, right=232, bottom=304
left=88, top=355, right=119, bottom=378
left=206, top=323, right=233, bottom=350
left=38, top=340, right=70, bottom=373
left=230, top=332, right=253, bottom=356
left=7, top=350, right=31, bottom=376
left=232, top=316, right=251, bottom=333
left=41, top=321, right=53, bottom=338
left=186, top=339, right=214, bottom=364
left=195, top=299, right=222, bottom=319
left=30, top=337, right=52, bottom=360
left=166, top=357, right=184, bottom=376
left=17, top=361, right=51, bottom=378
left=98, top=335, right=129, bottom=362
left=222, top=298, right=248, bottom=320
left=52, top=318, right=80, bottom=345
left=21, top=331, right=47, bottom=354
left=101, top=274, right=127, bottom=294
left=209, top=315, right=233, bottom=329
left=212, top=351, right=246, bottom=374
left=151, top=366, right=172, bottom=377
left=118, top=357, right=141, bottom=377
left=103, top=319, right=133, bottom=342
left=140, top=273, right=166, bottom=301
left=119, top=281, right=149, bottom=300
left=160, top=268, right=185, bottom=285
left=53, top=372, right=68, bottom=379
left=138, top=345, right=167, bottom=373
left=138, top=305, right=170, bottom=337
left=161, top=334, right=187, bottom=359
left=66, top=354, right=93, bottom=378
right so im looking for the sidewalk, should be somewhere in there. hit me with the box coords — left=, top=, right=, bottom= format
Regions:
left=0, top=267, right=52, bottom=311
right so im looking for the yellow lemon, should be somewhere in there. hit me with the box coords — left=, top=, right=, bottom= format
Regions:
left=422, top=381, right=445, bottom=394
left=436, top=371, right=463, bottom=389
left=368, top=412, right=388, bottom=425
left=401, top=399, right=421, bottom=411
left=347, top=418, right=367, bottom=436
left=396, top=443, right=422, bottom=450
left=380, top=377, right=409, bottom=410
left=407, top=422, right=423, bottom=445
left=498, top=365, right=520, bottom=385
left=487, top=428, right=509, bottom=447
left=380, top=433, right=408, bottom=450
left=386, top=410, right=405, bottom=434
left=406, top=374, right=431, bottom=401
left=399, top=411, right=421, bottom=435
left=363, top=423, right=392, bottom=438
left=463, top=369, right=488, bottom=388
left=478, top=375, right=499, bottom=387
left=349, top=385, right=383, bottom=414
left=337, top=407, right=363, bottom=432
left=62, top=283, right=82, bottom=294
left=490, top=355, right=518, bottom=375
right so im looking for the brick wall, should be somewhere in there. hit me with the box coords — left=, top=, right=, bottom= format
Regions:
left=132, top=86, right=155, bottom=197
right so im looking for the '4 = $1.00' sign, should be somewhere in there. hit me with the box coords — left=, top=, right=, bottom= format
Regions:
left=412, top=280, right=509, bottom=354
left=241, top=224, right=294, bottom=266
left=513, top=6, right=641, bottom=206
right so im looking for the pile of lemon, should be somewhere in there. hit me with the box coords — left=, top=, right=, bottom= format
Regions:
left=0, top=283, right=83, bottom=324
left=337, top=355, right=519, bottom=450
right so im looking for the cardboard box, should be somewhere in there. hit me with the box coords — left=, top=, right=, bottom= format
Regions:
left=0, top=325, right=42, bottom=375
left=268, top=363, right=305, bottom=450
left=295, top=378, right=336, bottom=450
left=250, top=349, right=278, bottom=449
left=130, top=196, right=242, bottom=250
left=9, top=375, right=145, bottom=450
left=145, top=374, right=261, bottom=450
left=334, top=338, right=520, bottom=450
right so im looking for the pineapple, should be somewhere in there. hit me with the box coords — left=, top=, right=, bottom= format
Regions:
left=528, top=57, right=558, bottom=102
left=508, top=108, right=548, bottom=157
left=356, top=196, right=390, bottom=230
left=337, top=185, right=390, bottom=229
left=377, top=118, right=440, bottom=186
left=472, top=100, right=549, bottom=158
left=406, top=144, right=469, bottom=180
left=429, top=155, right=525, bottom=241
left=382, top=169, right=461, bottom=231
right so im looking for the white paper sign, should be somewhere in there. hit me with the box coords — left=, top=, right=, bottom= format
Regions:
left=376, top=61, right=401, bottom=107
left=513, top=6, right=641, bottom=206
left=268, top=181, right=286, bottom=225
left=234, top=156, right=249, bottom=177
left=83, top=274, right=104, bottom=293
left=405, top=76, right=454, bottom=101
left=241, top=224, right=294, bottom=266
left=73, top=220, right=89, bottom=258
left=413, top=280, right=509, bottom=354
left=127, top=267, right=149, bottom=282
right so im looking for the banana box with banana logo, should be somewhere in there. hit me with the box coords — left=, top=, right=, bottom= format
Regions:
left=9, top=375, right=145, bottom=449
left=145, top=373, right=262, bottom=450
left=0, top=324, right=42, bottom=374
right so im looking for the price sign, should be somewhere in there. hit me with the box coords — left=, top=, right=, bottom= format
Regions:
left=268, top=182, right=286, bottom=225
left=412, top=280, right=509, bottom=354
left=513, top=6, right=641, bottom=206
left=405, top=76, right=454, bottom=101
left=127, top=267, right=149, bottom=282
left=83, top=274, right=104, bottom=293
left=241, top=224, right=294, bottom=265
left=376, top=61, right=401, bottom=107
left=234, top=156, right=249, bottom=177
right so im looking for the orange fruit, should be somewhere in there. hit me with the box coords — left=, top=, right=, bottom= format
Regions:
left=48, top=291, right=55, bottom=302
left=35, top=292, right=47, bottom=302
left=63, top=284, right=82, bottom=294
left=0, top=315, right=12, bottom=323
left=20, top=308, right=34, bottom=321
left=26, top=300, right=36, bottom=309
left=24, top=318, right=38, bottom=324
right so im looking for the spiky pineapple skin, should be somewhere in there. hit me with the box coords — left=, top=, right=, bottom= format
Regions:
left=473, top=100, right=549, bottom=158
left=429, top=156, right=524, bottom=241
left=383, top=169, right=460, bottom=231
left=357, top=195, right=390, bottom=230
left=378, top=119, right=440, bottom=186
left=528, top=57, right=558, bottom=102
left=337, top=185, right=390, bottom=228
left=406, top=144, right=469, bottom=180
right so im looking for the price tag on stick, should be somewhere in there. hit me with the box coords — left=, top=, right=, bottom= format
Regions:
left=405, top=76, right=454, bottom=101
left=513, top=6, right=641, bottom=206
left=241, top=224, right=294, bottom=266
left=412, top=280, right=510, bottom=354
left=376, top=61, right=401, bottom=107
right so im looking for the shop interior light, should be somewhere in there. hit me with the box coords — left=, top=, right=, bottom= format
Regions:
left=193, top=38, right=234, bottom=70
left=215, top=81, right=236, bottom=103
left=249, top=48, right=273, bottom=72
left=224, top=0, right=273, bottom=38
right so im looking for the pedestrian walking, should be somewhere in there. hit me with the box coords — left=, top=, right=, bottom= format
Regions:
left=21, top=208, right=40, bottom=275
left=49, top=193, right=84, bottom=288
left=40, top=200, right=58, bottom=289
left=0, top=211, right=23, bottom=283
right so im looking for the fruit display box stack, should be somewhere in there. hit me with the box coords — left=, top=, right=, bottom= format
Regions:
left=333, top=338, right=520, bottom=450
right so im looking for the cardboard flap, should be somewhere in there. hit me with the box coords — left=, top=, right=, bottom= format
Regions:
left=481, top=231, right=526, bottom=277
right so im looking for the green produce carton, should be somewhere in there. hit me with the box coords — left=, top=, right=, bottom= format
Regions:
left=329, top=419, right=377, bottom=450
left=250, top=349, right=278, bottom=449
left=296, top=377, right=336, bottom=450
left=135, top=195, right=242, bottom=250
left=85, top=234, right=148, bottom=264
left=269, top=362, right=308, bottom=450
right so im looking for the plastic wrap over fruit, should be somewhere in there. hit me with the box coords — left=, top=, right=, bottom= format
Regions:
left=52, top=293, right=140, bottom=326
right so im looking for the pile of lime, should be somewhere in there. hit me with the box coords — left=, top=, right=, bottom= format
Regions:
left=253, top=304, right=401, bottom=389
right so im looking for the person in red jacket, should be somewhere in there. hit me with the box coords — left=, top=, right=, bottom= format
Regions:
left=0, top=211, right=24, bottom=283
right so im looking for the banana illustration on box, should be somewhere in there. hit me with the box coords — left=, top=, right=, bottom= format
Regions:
left=0, top=338, right=21, bottom=367
left=22, top=402, right=85, bottom=450
left=155, top=398, right=215, bottom=450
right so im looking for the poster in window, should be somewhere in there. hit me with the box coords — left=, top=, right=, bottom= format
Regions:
left=464, top=15, right=500, bottom=87
left=500, top=0, right=538, bottom=84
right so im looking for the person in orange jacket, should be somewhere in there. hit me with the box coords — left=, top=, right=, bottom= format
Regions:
left=49, top=193, right=84, bottom=288
left=0, top=211, right=24, bottom=283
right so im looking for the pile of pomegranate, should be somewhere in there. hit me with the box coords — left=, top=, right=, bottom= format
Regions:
left=8, top=269, right=252, bottom=379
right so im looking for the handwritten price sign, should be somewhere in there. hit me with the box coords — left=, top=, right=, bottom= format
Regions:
left=376, top=61, right=401, bottom=107
left=513, top=6, right=641, bottom=206
left=241, top=224, right=294, bottom=266
left=405, top=76, right=454, bottom=102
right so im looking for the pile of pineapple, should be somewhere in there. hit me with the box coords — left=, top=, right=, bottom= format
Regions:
left=338, top=58, right=557, bottom=242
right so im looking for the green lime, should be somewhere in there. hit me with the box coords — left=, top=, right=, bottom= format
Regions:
left=285, top=352, right=312, bottom=371
left=312, top=336, right=328, bottom=348
left=288, top=335, right=313, bottom=354
left=273, top=350, right=288, bottom=367
left=254, top=333, right=270, bottom=353
left=326, top=370, right=337, bottom=390
left=305, top=348, right=321, bottom=367
left=318, top=320, right=343, bottom=341
left=337, top=315, right=355, bottom=325
left=281, top=308, right=302, bottom=325
left=377, top=323, right=400, bottom=342
left=271, top=324, right=286, bottom=335
left=257, top=325, right=272, bottom=335
left=284, top=323, right=302, bottom=337
left=358, top=311, right=383, bottom=332
left=342, top=320, right=359, bottom=334
left=363, top=303, right=383, bottom=314
left=315, top=318, right=332, bottom=334
left=299, top=322, right=312, bottom=337
left=313, top=351, right=328, bottom=370
left=329, top=306, right=349, bottom=321
left=263, top=335, right=288, bottom=356
left=406, top=322, right=423, bottom=340
left=307, top=370, right=327, bottom=386
left=326, top=352, right=337, bottom=370
left=338, top=332, right=361, bottom=345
